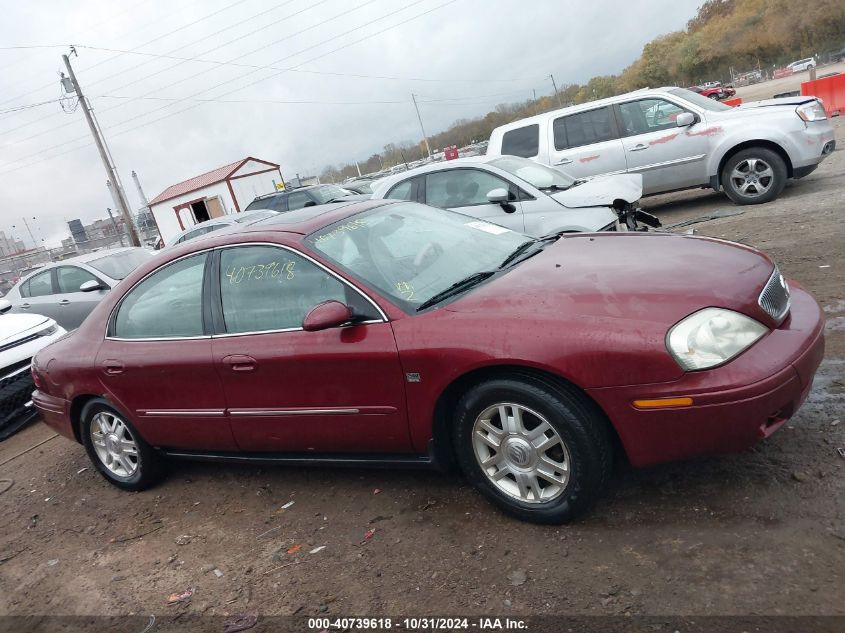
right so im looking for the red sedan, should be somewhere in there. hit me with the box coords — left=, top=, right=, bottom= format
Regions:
left=32, top=201, right=824, bottom=523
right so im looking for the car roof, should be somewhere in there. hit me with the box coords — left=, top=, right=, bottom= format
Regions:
left=370, top=156, right=503, bottom=193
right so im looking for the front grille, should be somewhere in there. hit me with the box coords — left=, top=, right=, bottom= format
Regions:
left=0, top=360, right=34, bottom=426
left=758, top=266, right=791, bottom=323
left=0, top=333, right=40, bottom=354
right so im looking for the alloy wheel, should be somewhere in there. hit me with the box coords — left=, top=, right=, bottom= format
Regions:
left=729, top=157, right=774, bottom=198
left=90, top=411, right=139, bottom=477
left=471, top=403, right=570, bottom=504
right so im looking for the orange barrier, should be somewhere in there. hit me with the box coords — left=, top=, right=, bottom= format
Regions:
left=801, top=74, right=845, bottom=116
left=773, top=68, right=794, bottom=79
left=722, top=98, right=742, bottom=107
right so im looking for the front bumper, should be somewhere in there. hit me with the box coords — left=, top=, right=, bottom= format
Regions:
left=589, top=285, right=825, bottom=467
left=789, top=122, right=836, bottom=169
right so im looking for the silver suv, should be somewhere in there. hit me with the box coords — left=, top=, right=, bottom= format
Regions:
left=487, top=87, right=835, bottom=205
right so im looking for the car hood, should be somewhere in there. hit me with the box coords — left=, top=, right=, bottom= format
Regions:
left=445, top=232, right=775, bottom=330
left=0, top=313, right=50, bottom=342
left=549, top=173, right=642, bottom=208
left=731, top=96, right=817, bottom=110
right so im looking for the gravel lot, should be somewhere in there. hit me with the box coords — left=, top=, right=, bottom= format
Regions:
left=1, top=75, right=843, bottom=624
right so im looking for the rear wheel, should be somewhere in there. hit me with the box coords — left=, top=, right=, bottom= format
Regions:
left=452, top=377, right=611, bottom=523
left=80, top=399, right=164, bottom=491
left=721, top=147, right=787, bottom=205
left=708, top=93, right=720, bottom=100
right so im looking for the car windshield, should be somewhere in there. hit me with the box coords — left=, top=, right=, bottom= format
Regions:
left=311, top=185, right=354, bottom=204
left=669, top=87, right=731, bottom=111
left=490, top=156, right=576, bottom=190
left=306, top=202, right=532, bottom=311
left=87, top=249, right=153, bottom=280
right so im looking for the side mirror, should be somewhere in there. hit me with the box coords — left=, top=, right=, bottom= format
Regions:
left=486, top=188, right=510, bottom=203
left=79, top=280, right=104, bottom=292
left=0, top=299, right=11, bottom=314
left=302, top=300, right=352, bottom=332
left=676, top=112, right=696, bottom=127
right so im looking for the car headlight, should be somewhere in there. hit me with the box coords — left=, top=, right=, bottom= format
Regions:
left=666, top=308, right=768, bottom=371
left=796, top=100, right=827, bottom=122
left=37, top=324, right=59, bottom=337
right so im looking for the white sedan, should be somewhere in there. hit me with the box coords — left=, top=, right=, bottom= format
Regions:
left=0, top=299, right=66, bottom=440
left=369, top=155, right=642, bottom=236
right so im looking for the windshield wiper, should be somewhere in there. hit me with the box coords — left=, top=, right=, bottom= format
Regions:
left=538, top=184, right=571, bottom=191
left=498, top=236, right=558, bottom=269
left=416, top=271, right=496, bottom=312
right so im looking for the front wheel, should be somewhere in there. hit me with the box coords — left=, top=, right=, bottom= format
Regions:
left=721, top=147, right=787, bottom=205
left=452, top=378, right=612, bottom=523
left=80, top=399, right=164, bottom=491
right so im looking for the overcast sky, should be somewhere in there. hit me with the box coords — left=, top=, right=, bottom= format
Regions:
left=0, top=0, right=702, bottom=248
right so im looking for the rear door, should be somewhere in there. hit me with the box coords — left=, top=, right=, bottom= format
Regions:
left=548, top=106, right=628, bottom=179
left=615, top=97, right=710, bottom=194
left=54, top=265, right=109, bottom=329
left=423, top=168, right=525, bottom=231
left=13, top=269, right=60, bottom=321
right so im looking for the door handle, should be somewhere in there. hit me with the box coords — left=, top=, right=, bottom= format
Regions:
left=629, top=144, right=648, bottom=152
left=58, top=299, right=71, bottom=306
left=554, top=158, right=573, bottom=165
left=102, top=360, right=124, bottom=376
left=21, top=303, right=30, bottom=309
left=222, top=354, right=257, bottom=372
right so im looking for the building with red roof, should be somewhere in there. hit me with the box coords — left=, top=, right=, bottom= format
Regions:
left=148, top=157, right=283, bottom=241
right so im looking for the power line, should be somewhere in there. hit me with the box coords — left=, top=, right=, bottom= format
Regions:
left=0, top=0, right=326, bottom=144
left=0, top=0, right=271, bottom=135
left=0, top=0, right=459, bottom=177
left=0, top=98, right=63, bottom=116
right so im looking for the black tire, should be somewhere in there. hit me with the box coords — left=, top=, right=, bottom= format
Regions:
left=80, top=398, right=164, bottom=491
left=452, top=377, right=612, bottom=524
left=721, top=147, right=787, bottom=205
left=708, top=93, right=720, bottom=100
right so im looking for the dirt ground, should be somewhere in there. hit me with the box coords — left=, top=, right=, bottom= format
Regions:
left=1, top=85, right=844, bottom=625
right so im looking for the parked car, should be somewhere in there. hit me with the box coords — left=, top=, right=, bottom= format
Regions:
left=245, top=184, right=357, bottom=213
left=3, top=248, right=153, bottom=330
left=0, top=300, right=65, bottom=440
left=164, top=209, right=279, bottom=248
left=342, top=178, right=376, bottom=194
left=370, top=155, right=638, bottom=234
left=787, top=58, right=817, bottom=73
left=33, top=200, right=823, bottom=523
left=487, top=87, right=835, bottom=205
left=688, top=84, right=736, bottom=100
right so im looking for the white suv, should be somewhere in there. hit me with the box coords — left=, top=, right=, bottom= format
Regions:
left=487, top=87, right=835, bottom=205
left=787, top=58, right=817, bottom=73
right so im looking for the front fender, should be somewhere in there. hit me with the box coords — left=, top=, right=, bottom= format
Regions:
left=703, top=120, right=798, bottom=177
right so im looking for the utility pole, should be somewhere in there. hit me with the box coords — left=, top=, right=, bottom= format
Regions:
left=62, top=53, right=140, bottom=246
left=411, top=94, right=432, bottom=158
left=532, top=88, right=537, bottom=114
left=106, top=208, right=126, bottom=247
left=550, top=74, right=562, bottom=107
left=21, top=217, right=37, bottom=248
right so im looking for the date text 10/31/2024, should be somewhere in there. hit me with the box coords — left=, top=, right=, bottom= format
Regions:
left=307, top=617, right=528, bottom=630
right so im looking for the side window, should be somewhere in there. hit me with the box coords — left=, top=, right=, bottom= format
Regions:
left=501, top=124, right=539, bottom=158
left=286, top=191, right=312, bottom=210
left=26, top=270, right=54, bottom=298
left=386, top=179, right=415, bottom=201
left=425, top=169, right=510, bottom=208
left=56, top=266, right=99, bottom=293
left=220, top=246, right=363, bottom=334
left=113, top=253, right=207, bottom=339
left=618, top=98, right=687, bottom=136
left=563, top=107, right=617, bottom=149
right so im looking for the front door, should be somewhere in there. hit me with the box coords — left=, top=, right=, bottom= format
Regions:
left=210, top=244, right=410, bottom=453
left=616, top=97, right=711, bottom=194
left=423, top=168, right=525, bottom=232
left=54, top=265, right=108, bottom=329
left=97, top=252, right=235, bottom=451
left=547, top=105, right=628, bottom=179
left=12, top=269, right=59, bottom=321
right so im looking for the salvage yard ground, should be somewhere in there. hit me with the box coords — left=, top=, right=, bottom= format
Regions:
left=1, top=83, right=843, bottom=619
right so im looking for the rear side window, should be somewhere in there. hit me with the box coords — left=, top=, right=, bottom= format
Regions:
left=386, top=178, right=417, bottom=201
left=24, top=270, right=53, bottom=298
left=558, top=107, right=617, bottom=149
left=501, top=124, right=539, bottom=158
left=113, top=253, right=207, bottom=339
